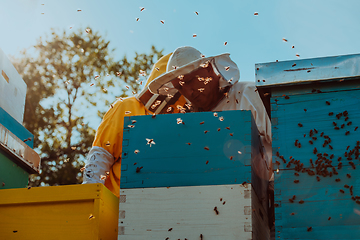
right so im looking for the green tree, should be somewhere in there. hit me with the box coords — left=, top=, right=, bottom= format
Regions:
left=12, top=28, right=163, bottom=186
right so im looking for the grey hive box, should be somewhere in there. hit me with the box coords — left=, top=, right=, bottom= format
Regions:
left=256, top=53, right=360, bottom=239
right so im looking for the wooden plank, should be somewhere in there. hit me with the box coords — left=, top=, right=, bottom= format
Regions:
left=0, top=184, right=103, bottom=205
left=121, top=111, right=254, bottom=189
left=118, top=184, right=269, bottom=240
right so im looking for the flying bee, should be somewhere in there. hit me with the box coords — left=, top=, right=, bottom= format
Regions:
left=100, top=175, right=107, bottom=180
left=219, top=116, right=224, bottom=121
left=134, top=150, right=140, bottom=154
left=89, top=214, right=95, bottom=220
left=198, top=88, right=205, bottom=92
left=146, top=138, right=155, bottom=147
left=140, top=7, right=145, bottom=11
left=225, top=66, right=230, bottom=71
left=160, top=20, right=165, bottom=24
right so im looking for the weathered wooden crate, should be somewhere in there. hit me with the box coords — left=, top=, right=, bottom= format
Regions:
left=0, top=183, right=119, bottom=240
left=119, top=111, right=270, bottom=239
left=256, top=53, right=360, bottom=239
left=118, top=184, right=268, bottom=240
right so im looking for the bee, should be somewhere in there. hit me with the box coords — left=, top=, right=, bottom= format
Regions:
left=90, top=83, right=95, bottom=87
left=289, top=199, right=294, bottom=203
left=100, top=175, right=107, bottom=180
left=160, top=20, right=165, bottom=24
left=136, top=18, right=140, bottom=21
left=292, top=63, right=297, bottom=67
left=200, top=121, right=205, bottom=125
left=329, top=145, right=333, bottom=150
left=71, top=146, right=76, bottom=150
left=339, top=189, right=345, bottom=193
left=225, top=66, right=230, bottom=71
left=309, top=140, right=313, bottom=145
left=307, top=227, right=312, bottom=232
left=294, top=180, right=299, bottom=183
left=325, top=101, right=330, bottom=105
left=125, top=111, right=131, bottom=114
left=320, top=132, right=324, bottom=137
left=195, top=11, right=199, bottom=15
left=134, top=150, right=140, bottom=154
left=89, top=214, right=95, bottom=220
left=285, top=95, right=290, bottom=99
left=206, top=160, right=209, bottom=164
left=168, top=228, right=173, bottom=232
left=292, top=46, right=295, bottom=49
left=299, top=200, right=304, bottom=204
left=355, top=127, right=358, bottom=131
left=294, top=172, right=299, bottom=176
left=316, top=176, right=321, bottom=181
left=214, top=206, right=219, bottom=215
left=193, top=34, right=197, bottom=38
left=334, top=127, right=340, bottom=130
left=198, top=88, right=205, bottom=92
left=335, top=178, right=341, bottom=182
left=146, top=138, right=155, bottom=147
left=230, top=156, right=233, bottom=160
left=140, top=7, right=145, bottom=11
left=223, top=201, right=226, bottom=205
left=298, top=123, right=303, bottom=127
left=313, top=147, right=318, bottom=154
left=219, top=116, right=224, bottom=121
left=329, top=112, right=334, bottom=116
left=229, top=133, right=234, bottom=136
left=296, top=54, right=300, bottom=58
left=224, top=41, right=228, bottom=46
left=282, top=38, right=288, bottom=42
left=347, top=174, right=351, bottom=178
left=349, top=161, right=356, bottom=169
left=204, top=130, right=209, bottom=134
left=344, top=184, right=349, bottom=189
left=204, top=147, right=210, bottom=150
left=136, top=166, right=143, bottom=173
left=254, top=12, right=259, bottom=15
left=77, top=9, right=82, bottom=12
left=304, top=109, right=307, bottom=112
left=347, top=121, right=352, bottom=126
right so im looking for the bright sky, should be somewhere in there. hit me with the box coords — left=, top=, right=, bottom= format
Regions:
left=1, top=0, right=360, bottom=83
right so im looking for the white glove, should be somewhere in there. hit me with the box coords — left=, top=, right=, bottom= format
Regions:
left=82, top=146, right=115, bottom=184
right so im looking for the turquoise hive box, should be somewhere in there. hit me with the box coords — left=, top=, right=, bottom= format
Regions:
left=256, top=53, right=360, bottom=239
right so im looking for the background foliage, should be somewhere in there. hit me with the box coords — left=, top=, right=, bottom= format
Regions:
left=12, top=28, right=163, bottom=186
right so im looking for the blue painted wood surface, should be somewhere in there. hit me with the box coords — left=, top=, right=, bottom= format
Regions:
left=121, top=110, right=258, bottom=189
left=255, top=53, right=360, bottom=88
left=271, top=80, right=360, bottom=239
left=0, top=107, right=33, bottom=148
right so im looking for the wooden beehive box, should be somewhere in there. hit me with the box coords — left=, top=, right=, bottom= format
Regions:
left=119, top=110, right=270, bottom=239
left=0, top=183, right=119, bottom=240
left=0, top=107, right=40, bottom=190
left=256, top=53, right=360, bottom=239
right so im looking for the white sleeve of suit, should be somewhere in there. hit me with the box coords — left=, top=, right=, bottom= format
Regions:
left=82, top=146, right=115, bottom=184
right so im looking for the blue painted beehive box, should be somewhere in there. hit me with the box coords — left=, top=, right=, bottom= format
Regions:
left=120, top=110, right=269, bottom=207
left=256, top=53, right=360, bottom=239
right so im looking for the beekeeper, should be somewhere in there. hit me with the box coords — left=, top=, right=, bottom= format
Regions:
left=148, top=46, right=272, bottom=173
left=82, top=53, right=187, bottom=197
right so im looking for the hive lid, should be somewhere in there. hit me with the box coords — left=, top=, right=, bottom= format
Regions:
left=255, top=53, right=360, bottom=88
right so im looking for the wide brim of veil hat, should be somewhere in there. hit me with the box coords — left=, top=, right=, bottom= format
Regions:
left=148, top=46, right=240, bottom=94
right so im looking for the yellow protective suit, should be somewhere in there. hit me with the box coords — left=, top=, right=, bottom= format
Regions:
left=92, top=53, right=186, bottom=197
